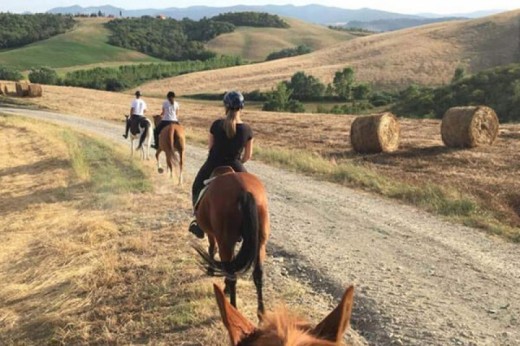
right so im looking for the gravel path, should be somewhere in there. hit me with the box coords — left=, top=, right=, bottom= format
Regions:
left=4, top=107, right=519, bottom=345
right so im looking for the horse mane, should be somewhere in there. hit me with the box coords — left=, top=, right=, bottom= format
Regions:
left=241, top=308, right=340, bottom=346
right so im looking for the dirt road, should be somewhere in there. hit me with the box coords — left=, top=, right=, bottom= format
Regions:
left=4, top=107, right=519, bottom=345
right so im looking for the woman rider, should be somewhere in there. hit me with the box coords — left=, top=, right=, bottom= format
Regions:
left=152, top=91, right=180, bottom=149
left=189, top=91, right=253, bottom=238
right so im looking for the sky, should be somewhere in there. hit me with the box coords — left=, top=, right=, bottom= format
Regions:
left=1, top=0, right=518, bottom=15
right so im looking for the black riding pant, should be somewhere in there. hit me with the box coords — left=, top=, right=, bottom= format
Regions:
left=154, top=120, right=179, bottom=146
left=192, top=159, right=247, bottom=206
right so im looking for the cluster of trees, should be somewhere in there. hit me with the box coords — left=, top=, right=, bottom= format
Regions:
left=105, top=17, right=235, bottom=61
left=27, top=56, right=243, bottom=91
left=0, top=66, right=23, bottom=81
left=0, top=13, right=75, bottom=49
left=266, top=45, right=312, bottom=61
left=392, top=64, right=520, bottom=122
left=262, top=68, right=374, bottom=113
left=211, top=12, right=289, bottom=28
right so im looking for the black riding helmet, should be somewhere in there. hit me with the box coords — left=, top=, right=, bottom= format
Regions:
left=167, top=91, right=175, bottom=99
left=223, top=91, right=244, bottom=110
left=135, top=90, right=141, bottom=97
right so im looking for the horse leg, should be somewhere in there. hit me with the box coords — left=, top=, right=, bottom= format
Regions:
left=167, top=152, right=174, bottom=179
left=223, top=262, right=237, bottom=308
left=130, top=138, right=134, bottom=158
left=253, top=254, right=265, bottom=317
left=156, top=150, right=164, bottom=174
left=178, top=148, right=184, bottom=185
left=207, top=236, right=216, bottom=276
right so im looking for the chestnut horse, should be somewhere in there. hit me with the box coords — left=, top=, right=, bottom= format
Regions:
left=152, top=115, right=185, bottom=184
left=214, top=283, right=355, bottom=346
left=194, top=168, right=270, bottom=317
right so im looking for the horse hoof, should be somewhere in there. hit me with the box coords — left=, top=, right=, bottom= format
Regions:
left=158, top=168, right=164, bottom=174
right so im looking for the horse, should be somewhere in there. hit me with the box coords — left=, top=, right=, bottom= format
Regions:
left=194, top=167, right=270, bottom=318
left=126, top=115, right=152, bottom=160
left=214, top=283, right=355, bottom=346
left=152, top=115, right=185, bottom=185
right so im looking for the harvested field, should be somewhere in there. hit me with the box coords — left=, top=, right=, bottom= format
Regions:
left=16, top=84, right=520, bottom=235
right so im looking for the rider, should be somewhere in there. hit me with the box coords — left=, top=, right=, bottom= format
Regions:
left=123, top=90, right=148, bottom=148
left=152, top=91, right=180, bottom=149
left=189, top=91, right=254, bottom=238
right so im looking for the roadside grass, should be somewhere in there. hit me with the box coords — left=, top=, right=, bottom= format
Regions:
left=0, top=115, right=223, bottom=344
left=186, top=128, right=518, bottom=242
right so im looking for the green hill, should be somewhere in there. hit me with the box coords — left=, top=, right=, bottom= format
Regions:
left=206, top=18, right=355, bottom=62
left=0, top=18, right=161, bottom=71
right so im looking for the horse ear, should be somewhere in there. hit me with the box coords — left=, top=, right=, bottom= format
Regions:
left=311, top=286, right=354, bottom=342
left=213, top=284, right=256, bottom=345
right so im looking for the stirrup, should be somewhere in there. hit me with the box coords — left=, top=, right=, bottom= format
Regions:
left=189, top=221, right=205, bottom=239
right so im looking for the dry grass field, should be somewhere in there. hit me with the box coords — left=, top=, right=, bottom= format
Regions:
left=0, top=114, right=366, bottom=344
left=10, top=83, right=519, bottom=239
left=206, top=17, right=354, bottom=61
left=142, top=10, right=520, bottom=95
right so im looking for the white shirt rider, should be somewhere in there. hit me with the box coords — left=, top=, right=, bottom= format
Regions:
left=162, top=100, right=179, bottom=122
left=131, top=98, right=147, bottom=116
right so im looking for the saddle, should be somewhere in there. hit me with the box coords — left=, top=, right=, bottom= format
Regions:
left=194, top=166, right=235, bottom=211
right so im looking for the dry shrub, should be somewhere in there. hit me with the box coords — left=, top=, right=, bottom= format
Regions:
left=441, top=106, right=499, bottom=148
left=28, top=84, right=43, bottom=97
left=350, top=112, right=400, bottom=154
left=15, top=82, right=29, bottom=97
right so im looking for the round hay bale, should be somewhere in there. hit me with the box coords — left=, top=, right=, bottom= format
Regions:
left=441, top=106, right=499, bottom=148
left=28, top=84, right=43, bottom=97
left=350, top=112, right=400, bottom=154
left=15, top=82, right=29, bottom=97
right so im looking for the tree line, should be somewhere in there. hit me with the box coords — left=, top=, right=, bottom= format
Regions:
left=26, top=56, right=243, bottom=91
left=211, top=12, right=289, bottom=28
left=105, top=12, right=290, bottom=62
left=0, top=13, right=75, bottom=49
left=266, top=45, right=312, bottom=61
left=392, top=64, right=520, bottom=122
left=105, top=17, right=234, bottom=61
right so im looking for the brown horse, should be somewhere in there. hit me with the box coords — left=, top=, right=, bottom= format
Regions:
left=152, top=115, right=185, bottom=184
left=214, top=283, right=355, bottom=346
left=194, top=167, right=270, bottom=317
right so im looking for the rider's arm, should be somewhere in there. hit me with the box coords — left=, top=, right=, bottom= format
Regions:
left=208, top=134, right=215, bottom=150
left=241, top=139, right=253, bottom=163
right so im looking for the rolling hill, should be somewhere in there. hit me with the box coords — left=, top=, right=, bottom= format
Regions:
left=140, top=10, right=520, bottom=95
left=0, top=18, right=161, bottom=70
left=206, top=18, right=354, bottom=62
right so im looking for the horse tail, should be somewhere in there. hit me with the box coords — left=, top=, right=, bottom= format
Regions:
left=194, top=190, right=259, bottom=276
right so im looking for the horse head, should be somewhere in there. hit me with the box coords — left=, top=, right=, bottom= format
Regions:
left=214, top=284, right=355, bottom=346
left=152, top=114, right=162, bottom=127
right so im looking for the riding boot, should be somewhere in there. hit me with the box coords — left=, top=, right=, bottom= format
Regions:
left=152, top=129, right=159, bottom=149
left=123, top=116, right=130, bottom=139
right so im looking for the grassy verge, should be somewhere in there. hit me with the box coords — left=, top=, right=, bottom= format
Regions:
left=186, top=128, right=518, bottom=242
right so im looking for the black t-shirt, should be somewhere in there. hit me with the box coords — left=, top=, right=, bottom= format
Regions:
left=208, top=119, right=253, bottom=162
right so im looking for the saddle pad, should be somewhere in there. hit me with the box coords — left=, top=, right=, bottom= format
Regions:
left=193, top=177, right=217, bottom=212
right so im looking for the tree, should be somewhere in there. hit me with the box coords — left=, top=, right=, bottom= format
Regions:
left=28, top=67, right=59, bottom=84
left=263, top=82, right=305, bottom=113
left=287, top=71, right=325, bottom=101
left=352, top=83, right=371, bottom=101
left=333, top=67, right=355, bottom=100
left=452, top=67, right=465, bottom=83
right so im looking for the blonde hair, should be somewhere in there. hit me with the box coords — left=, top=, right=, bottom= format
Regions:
left=223, top=108, right=239, bottom=139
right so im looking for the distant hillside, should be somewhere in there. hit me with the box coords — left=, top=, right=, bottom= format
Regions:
left=139, top=10, right=520, bottom=95
left=0, top=18, right=160, bottom=70
left=48, top=4, right=422, bottom=24
left=347, top=17, right=464, bottom=32
left=206, top=18, right=353, bottom=61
